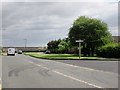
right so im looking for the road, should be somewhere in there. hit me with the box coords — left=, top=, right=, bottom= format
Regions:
left=2, top=54, right=118, bottom=89
left=56, top=60, right=119, bottom=74
left=0, top=56, right=1, bottom=89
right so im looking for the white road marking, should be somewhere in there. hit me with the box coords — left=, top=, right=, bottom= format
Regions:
left=58, top=62, right=114, bottom=73
left=33, top=57, right=118, bottom=76
left=38, top=59, right=118, bottom=75
left=28, top=61, right=104, bottom=89
left=52, top=70, right=103, bottom=88
left=29, top=61, right=49, bottom=70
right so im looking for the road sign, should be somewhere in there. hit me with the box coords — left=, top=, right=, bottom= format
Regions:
left=76, top=40, right=83, bottom=42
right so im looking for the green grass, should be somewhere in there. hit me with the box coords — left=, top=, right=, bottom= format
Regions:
left=24, top=52, right=102, bottom=60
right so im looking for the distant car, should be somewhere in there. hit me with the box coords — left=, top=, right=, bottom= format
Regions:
left=7, top=48, right=16, bottom=56
left=44, top=50, right=51, bottom=54
left=18, top=50, right=22, bottom=54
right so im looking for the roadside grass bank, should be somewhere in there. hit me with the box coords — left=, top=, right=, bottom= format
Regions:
left=24, top=52, right=120, bottom=61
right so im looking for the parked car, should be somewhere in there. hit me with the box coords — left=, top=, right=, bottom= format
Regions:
left=18, top=50, right=22, bottom=54
left=7, top=48, right=16, bottom=56
left=44, top=50, right=51, bottom=54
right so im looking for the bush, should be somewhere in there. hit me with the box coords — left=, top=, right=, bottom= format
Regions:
left=96, top=43, right=120, bottom=58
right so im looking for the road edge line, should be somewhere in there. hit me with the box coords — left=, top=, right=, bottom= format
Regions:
left=28, top=61, right=104, bottom=89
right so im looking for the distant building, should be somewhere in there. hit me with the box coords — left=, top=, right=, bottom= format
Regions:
left=2, top=47, right=47, bottom=52
left=112, top=36, right=120, bottom=43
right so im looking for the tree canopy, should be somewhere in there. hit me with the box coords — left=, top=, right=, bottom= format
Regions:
left=68, top=16, right=113, bottom=56
left=47, top=39, right=61, bottom=53
left=47, top=38, right=70, bottom=54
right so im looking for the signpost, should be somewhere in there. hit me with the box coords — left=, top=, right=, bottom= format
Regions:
left=76, top=40, right=83, bottom=60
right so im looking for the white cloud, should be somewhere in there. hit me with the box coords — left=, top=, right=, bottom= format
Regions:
left=2, top=0, right=119, bottom=2
left=2, top=2, right=118, bottom=47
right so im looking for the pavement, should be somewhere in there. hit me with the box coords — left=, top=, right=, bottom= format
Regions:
left=2, top=54, right=119, bottom=89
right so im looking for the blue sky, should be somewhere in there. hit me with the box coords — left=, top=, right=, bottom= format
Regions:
left=1, top=0, right=119, bottom=47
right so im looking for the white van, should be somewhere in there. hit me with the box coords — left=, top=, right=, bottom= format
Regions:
left=7, top=48, right=16, bottom=56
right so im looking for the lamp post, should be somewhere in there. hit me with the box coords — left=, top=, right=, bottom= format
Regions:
left=76, top=40, right=83, bottom=60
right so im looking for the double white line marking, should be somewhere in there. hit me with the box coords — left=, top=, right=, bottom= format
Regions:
left=28, top=61, right=104, bottom=89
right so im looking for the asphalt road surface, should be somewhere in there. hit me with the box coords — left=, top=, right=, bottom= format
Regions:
left=56, top=60, right=119, bottom=74
left=0, top=56, right=1, bottom=89
left=2, top=54, right=118, bottom=88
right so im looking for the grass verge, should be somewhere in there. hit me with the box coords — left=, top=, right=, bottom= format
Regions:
left=24, top=52, right=119, bottom=61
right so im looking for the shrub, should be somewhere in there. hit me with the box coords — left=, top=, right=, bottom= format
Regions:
left=96, top=43, right=120, bottom=58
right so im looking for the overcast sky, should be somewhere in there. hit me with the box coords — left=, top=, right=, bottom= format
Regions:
left=1, top=0, right=119, bottom=47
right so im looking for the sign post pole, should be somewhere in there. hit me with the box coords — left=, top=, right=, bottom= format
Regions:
left=76, top=40, right=83, bottom=60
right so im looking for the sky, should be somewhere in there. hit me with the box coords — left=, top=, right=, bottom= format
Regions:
left=1, top=0, right=119, bottom=47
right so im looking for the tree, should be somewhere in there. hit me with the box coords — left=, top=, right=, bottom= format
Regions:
left=68, top=16, right=113, bottom=56
left=58, top=39, right=69, bottom=53
left=47, top=39, right=61, bottom=53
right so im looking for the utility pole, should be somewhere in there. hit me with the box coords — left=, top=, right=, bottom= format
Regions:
left=76, top=40, right=83, bottom=60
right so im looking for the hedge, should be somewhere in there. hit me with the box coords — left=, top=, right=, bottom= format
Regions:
left=96, top=43, right=120, bottom=58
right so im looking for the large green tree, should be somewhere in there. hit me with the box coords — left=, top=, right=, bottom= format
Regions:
left=68, top=16, right=113, bottom=56
left=47, top=39, right=61, bottom=53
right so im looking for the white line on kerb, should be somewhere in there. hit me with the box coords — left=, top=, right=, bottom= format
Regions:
left=28, top=61, right=104, bottom=89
